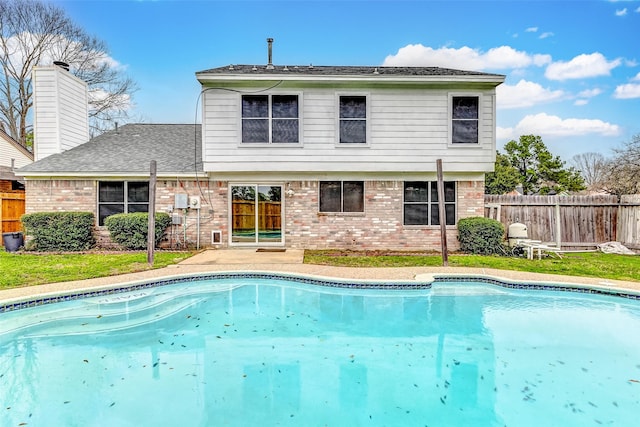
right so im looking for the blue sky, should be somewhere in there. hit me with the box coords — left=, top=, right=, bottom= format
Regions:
left=49, top=0, right=640, bottom=161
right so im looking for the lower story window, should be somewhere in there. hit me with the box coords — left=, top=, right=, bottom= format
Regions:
left=403, top=181, right=456, bottom=225
left=319, top=181, right=364, bottom=213
left=98, top=181, right=149, bottom=225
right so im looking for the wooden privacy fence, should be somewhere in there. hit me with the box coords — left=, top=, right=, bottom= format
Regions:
left=1, top=191, right=25, bottom=245
left=232, top=200, right=281, bottom=232
left=485, top=195, right=622, bottom=250
left=618, top=195, right=640, bottom=249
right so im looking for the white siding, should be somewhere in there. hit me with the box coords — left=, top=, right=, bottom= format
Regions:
left=0, top=135, right=32, bottom=169
left=202, top=86, right=498, bottom=175
left=32, top=66, right=89, bottom=161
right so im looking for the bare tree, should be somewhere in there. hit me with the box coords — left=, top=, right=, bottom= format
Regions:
left=570, top=152, right=607, bottom=191
left=601, top=134, right=640, bottom=197
left=0, top=0, right=136, bottom=147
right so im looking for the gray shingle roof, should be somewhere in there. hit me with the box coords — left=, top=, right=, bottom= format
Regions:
left=18, top=124, right=201, bottom=175
left=197, top=64, right=505, bottom=78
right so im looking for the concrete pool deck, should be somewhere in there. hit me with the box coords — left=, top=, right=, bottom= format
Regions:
left=1, top=249, right=639, bottom=304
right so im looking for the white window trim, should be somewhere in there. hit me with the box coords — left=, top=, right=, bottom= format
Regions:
left=335, top=92, right=371, bottom=147
left=448, top=92, right=482, bottom=146
left=238, top=92, right=303, bottom=146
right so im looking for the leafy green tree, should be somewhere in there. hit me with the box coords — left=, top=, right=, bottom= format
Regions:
left=24, top=131, right=33, bottom=152
left=485, top=152, right=520, bottom=194
left=500, top=135, right=585, bottom=195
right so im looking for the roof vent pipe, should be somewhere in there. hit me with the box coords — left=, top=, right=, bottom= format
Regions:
left=266, top=38, right=274, bottom=70
left=53, top=61, right=69, bottom=71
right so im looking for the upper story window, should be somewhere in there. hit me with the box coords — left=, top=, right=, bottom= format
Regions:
left=403, top=181, right=456, bottom=226
left=319, top=181, right=365, bottom=213
left=339, top=95, right=367, bottom=144
left=98, top=181, right=149, bottom=225
left=451, top=96, right=479, bottom=144
left=242, top=94, right=299, bottom=143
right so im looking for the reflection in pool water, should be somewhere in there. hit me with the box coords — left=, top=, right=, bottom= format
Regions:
left=1, top=276, right=639, bottom=426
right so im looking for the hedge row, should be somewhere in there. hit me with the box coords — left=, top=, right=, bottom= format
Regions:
left=457, top=217, right=506, bottom=255
left=21, top=211, right=171, bottom=251
left=104, top=212, right=172, bottom=250
left=21, top=212, right=96, bottom=251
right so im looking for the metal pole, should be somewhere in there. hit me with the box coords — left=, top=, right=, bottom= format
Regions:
left=147, top=160, right=157, bottom=266
left=436, top=159, right=449, bottom=266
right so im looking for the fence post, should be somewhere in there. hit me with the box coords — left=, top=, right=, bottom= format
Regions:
left=555, top=201, right=562, bottom=249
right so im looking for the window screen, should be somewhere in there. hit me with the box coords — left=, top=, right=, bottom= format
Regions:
left=452, top=96, right=478, bottom=144
left=339, top=96, right=367, bottom=143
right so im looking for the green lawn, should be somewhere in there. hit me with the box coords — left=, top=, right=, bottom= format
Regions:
left=304, top=250, right=640, bottom=283
left=2, top=249, right=638, bottom=291
left=0, top=251, right=194, bottom=290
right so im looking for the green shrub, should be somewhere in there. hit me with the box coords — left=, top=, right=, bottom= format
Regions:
left=457, top=217, right=506, bottom=255
left=21, top=212, right=96, bottom=252
left=105, top=212, right=171, bottom=250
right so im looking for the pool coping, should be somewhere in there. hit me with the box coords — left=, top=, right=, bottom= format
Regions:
left=2, top=266, right=640, bottom=313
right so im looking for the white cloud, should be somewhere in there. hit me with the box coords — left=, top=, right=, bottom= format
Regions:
left=496, top=126, right=515, bottom=140
left=382, top=44, right=551, bottom=70
left=614, top=83, right=640, bottom=99
left=497, top=80, right=565, bottom=109
left=573, top=88, right=602, bottom=106
left=613, top=72, right=640, bottom=98
left=6, top=32, right=125, bottom=72
left=88, top=88, right=132, bottom=111
left=512, top=113, right=621, bottom=137
left=636, top=6, right=640, bottom=13
left=525, top=27, right=538, bottom=32
left=577, top=88, right=603, bottom=98
left=539, top=32, right=554, bottom=39
left=616, top=7, right=628, bottom=16
left=545, top=53, right=622, bottom=80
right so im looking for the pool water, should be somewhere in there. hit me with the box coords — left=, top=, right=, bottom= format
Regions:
left=1, top=278, right=639, bottom=426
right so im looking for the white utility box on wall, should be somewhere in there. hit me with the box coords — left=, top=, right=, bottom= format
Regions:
left=174, top=194, right=188, bottom=209
left=190, top=196, right=201, bottom=209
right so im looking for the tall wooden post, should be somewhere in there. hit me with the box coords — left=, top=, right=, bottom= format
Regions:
left=436, top=159, right=449, bottom=266
left=555, top=201, right=562, bottom=249
left=147, top=160, right=157, bottom=266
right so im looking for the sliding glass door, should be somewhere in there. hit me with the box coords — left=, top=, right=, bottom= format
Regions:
left=231, top=185, right=282, bottom=244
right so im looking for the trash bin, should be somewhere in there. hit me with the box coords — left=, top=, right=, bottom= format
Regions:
left=3, top=232, right=24, bottom=252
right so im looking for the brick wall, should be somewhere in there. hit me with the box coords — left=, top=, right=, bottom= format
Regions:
left=155, top=179, right=228, bottom=249
left=24, top=178, right=485, bottom=251
left=25, top=178, right=227, bottom=249
left=284, top=180, right=484, bottom=251
left=25, top=180, right=96, bottom=213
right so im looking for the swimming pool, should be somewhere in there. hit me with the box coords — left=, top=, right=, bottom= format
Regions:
left=1, top=274, right=639, bottom=426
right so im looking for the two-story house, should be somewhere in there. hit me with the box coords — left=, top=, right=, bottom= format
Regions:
left=19, top=52, right=504, bottom=250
